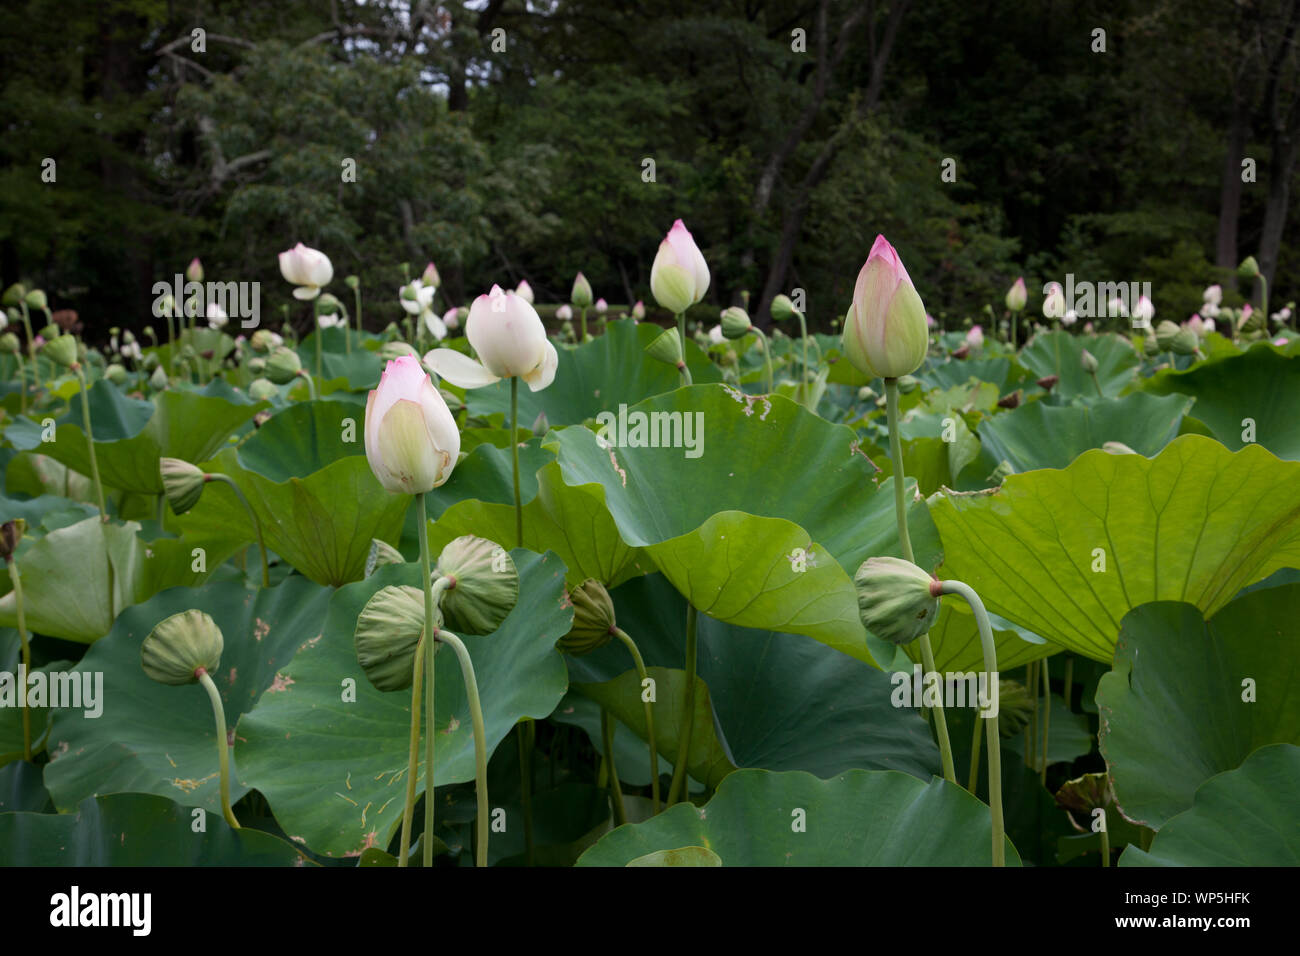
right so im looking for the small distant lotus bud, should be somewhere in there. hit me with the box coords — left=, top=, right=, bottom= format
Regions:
left=355, top=585, right=438, bottom=691
left=0, top=519, right=26, bottom=563
left=1062, top=309, right=1078, bottom=326
left=988, top=459, right=1015, bottom=484
left=853, top=556, right=940, bottom=646
left=1, top=283, right=26, bottom=307
left=1170, top=327, right=1199, bottom=356
left=650, top=220, right=710, bottom=315
left=248, top=357, right=267, bottom=375
left=434, top=536, right=520, bottom=635
left=896, top=374, right=919, bottom=394
left=770, top=295, right=797, bottom=321
left=248, top=377, right=278, bottom=401
left=1142, top=333, right=1160, bottom=358
left=857, top=386, right=877, bottom=402
left=345, top=275, right=360, bottom=290
left=422, top=262, right=440, bottom=288
left=1238, top=303, right=1264, bottom=333
left=105, top=364, right=128, bottom=386
left=1204, top=317, right=1216, bottom=334
left=965, top=325, right=984, bottom=349
left=556, top=304, right=573, bottom=321
left=707, top=324, right=724, bottom=345
left=645, top=327, right=684, bottom=368
left=1102, top=441, right=1138, bottom=455
left=1238, top=256, right=1260, bottom=279
left=265, top=347, right=303, bottom=384
left=571, top=272, right=593, bottom=308
left=532, top=409, right=549, bottom=434
left=43, top=333, right=79, bottom=368
left=0, top=333, right=18, bottom=354
left=142, top=352, right=160, bottom=372
left=25, top=289, right=48, bottom=311
left=186, top=258, right=204, bottom=283
left=1133, top=295, right=1155, bottom=325
left=1185, top=314, right=1205, bottom=337
left=379, top=340, right=418, bottom=362
left=1203, top=284, right=1222, bottom=306
left=558, top=579, right=617, bottom=655
left=1005, top=277, right=1027, bottom=312
left=595, top=298, right=608, bottom=314
left=365, top=538, right=406, bottom=577
left=1042, top=283, right=1065, bottom=319
left=720, top=306, right=752, bottom=339
left=160, top=457, right=207, bottom=515
left=1154, top=320, right=1180, bottom=351
left=442, top=307, right=460, bottom=331
left=141, top=609, right=224, bottom=686
left=515, top=280, right=534, bottom=304
left=997, top=389, right=1023, bottom=409
left=631, top=300, right=646, bottom=321
left=1080, top=348, right=1099, bottom=373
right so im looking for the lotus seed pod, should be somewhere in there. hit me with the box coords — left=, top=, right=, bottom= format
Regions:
left=720, top=306, right=752, bottom=339
left=853, top=556, right=940, bottom=646
left=895, top=374, right=919, bottom=394
left=770, top=294, right=797, bottom=321
left=434, top=535, right=519, bottom=635
left=247, top=377, right=278, bottom=401
left=316, top=292, right=344, bottom=316
left=355, top=584, right=439, bottom=691
left=0, top=519, right=26, bottom=563
left=1, top=283, right=25, bottom=307
left=43, top=334, right=79, bottom=368
left=994, top=679, right=1035, bottom=737
left=558, top=579, right=616, bottom=656
left=1170, top=327, right=1199, bottom=356
left=149, top=367, right=168, bottom=390
left=160, top=458, right=207, bottom=515
left=0, top=332, right=17, bottom=354
left=345, top=275, right=360, bottom=290
left=141, top=609, right=224, bottom=685
left=857, top=386, right=877, bottom=402
left=365, top=538, right=405, bottom=577
left=1079, top=348, right=1099, bottom=374
left=25, top=289, right=47, bottom=311
left=249, top=329, right=277, bottom=352
left=1154, top=320, right=1180, bottom=351
left=265, top=346, right=303, bottom=384
left=645, top=327, right=684, bottom=367
left=105, top=363, right=128, bottom=386
left=142, top=352, right=160, bottom=372
left=247, top=356, right=267, bottom=376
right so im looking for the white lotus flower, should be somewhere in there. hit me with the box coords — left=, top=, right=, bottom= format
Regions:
left=278, top=243, right=334, bottom=300
left=423, top=284, right=557, bottom=392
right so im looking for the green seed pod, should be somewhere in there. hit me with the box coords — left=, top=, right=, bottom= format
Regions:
left=720, top=306, right=752, bottom=340
left=141, top=609, right=224, bottom=685
left=1170, top=327, right=1199, bottom=356
left=1154, top=320, right=1180, bottom=352
left=435, top=535, right=519, bottom=635
left=853, top=556, right=940, bottom=646
left=1, top=283, right=26, bottom=307
left=1142, top=332, right=1160, bottom=358
left=43, top=334, right=79, bottom=368
left=142, top=352, right=160, bottom=372
left=558, top=579, right=616, bottom=655
left=0, top=332, right=20, bottom=354
left=265, top=346, right=302, bottom=384
left=25, top=289, right=47, bottom=311
left=149, top=367, right=168, bottom=391
left=1237, top=255, right=1260, bottom=279
left=770, top=294, right=797, bottom=322
left=365, top=538, right=405, bottom=577
left=247, top=356, right=267, bottom=376
left=249, top=330, right=277, bottom=353
left=105, top=363, right=128, bottom=386
left=159, top=457, right=207, bottom=515
left=645, top=327, right=684, bottom=367
left=247, top=377, right=278, bottom=402
left=355, top=584, right=438, bottom=692
left=895, top=374, right=919, bottom=394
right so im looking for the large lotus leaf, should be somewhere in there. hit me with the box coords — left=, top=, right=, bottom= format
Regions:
left=977, top=393, right=1194, bottom=473
left=896, top=407, right=981, bottom=495
left=1018, top=331, right=1140, bottom=398
left=0, top=629, right=74, bottom=764
left=1119, top=744, right=1300, bottom=866
left=1097, top=586, right=1300, bottom=830
left=236, top=550, right=571, bottom=857
left=431, top=461, right=650, bottom=587
left=466, top=319, right=722, bottom=426
left=4, top=379, right=264, bottom=493
left=931, top=435, right=1300, bottom=662
left=576, top=768, right=1020, bottom=866
left=549, top=384, right=941, bottom=664
left=1143, top=344, right=1300, bottom=459
left=41, top=577, right=332, bottom=813
left=0, top=759, right=50, bottom=812
left=426, top=437, right=553, bottom=519
left=0, top=515, right=238, bottom=643
left=0, top=792, right=310, bottom=866
left=233, top=399, right=366, bottom=479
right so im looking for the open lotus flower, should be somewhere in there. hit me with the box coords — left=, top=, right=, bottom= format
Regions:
left=278, top=243, right=333, bottom=300
left=400, top=281, right=434, bottom=316
left=364, top=355, right=460, bottom=494
left=205, top=303, right=229, bottom=330
left=423, top=285, right=558, bottom=391
left=650, top=219, right=710, bottom=315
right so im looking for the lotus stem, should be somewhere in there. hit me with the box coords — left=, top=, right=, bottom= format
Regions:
left=511, top=376, right=522, bottom=548
left=7, top=561, right=31, bottom=760
left=398, top=633, right=425, bottom=867
left=753, top=327, right=774, bottom=394
left=937, top=579, right=1004, bottom=867
left=1259, top=273, right=1268, bottom=329
left=297, top=369, right=317, bottom=401
left=611, top=626, right=659, bottom=812
left=1100, top=821, right=1110, bottom=867
left=600, top=707, right=627, bottom=826
left=14, top=351, right=25, bottom=416
left=196, top=669, right=240, bottom=830
left=968, top=708, right=982, bottom=795
left=1026, top=660, right=1037, bottom=769
left=352, top=284, right=363, bottom=348
left=1040, top=655, right=1051, bottom=786
left=579, top=305, right=588, bottom=342
left=675, top=312, right=687, bottom=361
left=795, top=309, right=810, bottom=389
left=416, top=492, right=439, bottom=866
left=666, top=603, right=698, bottom=805
left=1063, top=655, right=1074, bottom=711
left=436, top=628, right=490, bottom=867
left=205, top=474, right=269, bottom=587
left=518, top=721, right=535, bottom=865
left=884, top=377, right=956, bottom=784
left=73, top=364, right=107, bottom=522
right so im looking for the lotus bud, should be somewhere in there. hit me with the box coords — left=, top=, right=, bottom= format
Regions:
left=105, top=363, right=128, bottom=386
left=0, top=519, right=26, bottom=563
left=1, top=283, right=25, bottom=307
left=25, top=289, right=47, bottom=311
left=1005, top=277, right=1027, bottom=312
left=720, top=306, right=752, bottom=339
left=595, top=298, right=608, bottom=314
left=1132, top=295, right=1155, bottom=326
left=43, top=333, right=79, bottom=368
left=1203, top=284, right=1222, bottom=306
left=265, top=347, right=303, bottom=384
left=770, top=294, right=797, bottom=321
left=853, top=556, right=940, bottom=646
left=556, top=304, right=573, bottom=321
left=434, top=535, right=519, bottom=635
left=1154, top=320, right=1180, bottom=351
left=186, top=258, right=204, bottom=283
left=355, top=585, right=438, bottom=691
left=842, top=236, right=929, bottom=379
left=514, top=279, right=534, bottom=304
left=365, top=538, right=406, bottom=577
left=965, top=325, right=984, bottom=349
left=247, top=357, right=267, bottom=375
left=645, top=327, right=684, bottom=370
left=160, top=458, right=208, bottom=515
left=364, top=355, right=460, bottom=494
left=443, top=307, right=461, bottom=331
left=249, top=329, right=277, bottom=352
left=345, top=275, right=360, bottom=290
left=277, top=243, right=334, bottom=300
left=631, top=300, right=646, bottom=321
left=1142, top=333, right=1160, bottom=358
left=1036, top=375, right=1058, bottom=390
left=857, top=386, right=877, bottom=402
left=1238, top=304, right=1264, bottom=333
left=1080, top=348, right=1099, bottom=374
left=1062, top=309, right=1078, bottom=326
left=558, top=579, right=617, bottom=655
left=316, top=292, right=344, bottom=316
left=248, top=377, right=278, bottom=401
left=422, top=261, right=440, bottom=288
left=1169, top=327, right=1199, bottom=356
left=1042, top=282, right=1065, bottom=320
left=895, top=373, right=919, bottom=394
left=141, top=610, right=224, bottom=686
left=1238, top=256, right=1260, bottom=279
left=650, top=219, right=710, bottom=315
left=571, top=272, right=593, bottom=309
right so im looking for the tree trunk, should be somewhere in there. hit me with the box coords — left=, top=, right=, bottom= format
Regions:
left=1215, top=101, right=1248, bottom=270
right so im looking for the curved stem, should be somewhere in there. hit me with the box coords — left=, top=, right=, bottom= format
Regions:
left=752, top=328, right=774, bottom=394
left=885, top=377, right=956, bottom=784
left=397, top=634, right=426, bottom=867
left=437, top=629, right=490, bottom=868
left=196, top=670, right=240, bottom=830
left=600, top=707, right=628, bottom=826
left=511, top=376, right=522, bottom=548
left=612, top=626, right=659, bottom=812
left=417, top=492, right=437, bottom=867
left=665, top=603, right=698, bottom=805
left=74, top=366, right=107, bottom=521
left=937, top=579, right=1004, bottom=867
left=298, top=370, right=318, bottom=401
left=206, top=474, right=269, bottom=587
left=796, top=310, right=810, bottom=389
left=8, top=561, right=31, bottom=760
left=968, top=708, right=983, bottom=794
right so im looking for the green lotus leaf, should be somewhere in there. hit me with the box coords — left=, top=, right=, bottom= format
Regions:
left=1119, top=744, right=1300, bottom=866
left=426, top=438, right=552, bottom=518
left=1018, top=331, right=1140, bottom=398
left=627, top=846, right=722, bottom=866
left=931, top=435, right=1300, bottom=661
left=1097, top=585, right=1300, bottom=829
left=576, top=768, right=1020, bottom=866
left=235, top=550, right=571, bottom=857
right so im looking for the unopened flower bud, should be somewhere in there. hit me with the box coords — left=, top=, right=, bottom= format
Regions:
left=853, top=556, right=940, bottom=646
left=141, top=609, right=224, bottom=685
left=265, top=347, right=303, bottom=384
left=1080, top=348, right=1099, bottom=374
left=355, top=585, right=438, bottom=691
left=248, top=377, right=278, bottom=401
left=558, top=579, right=617, bottom=655
left=434, top=536, right=519, bottom=635
left=720, top=306, right=752, bottom=339
left=160, top=458, right=207, bottom=515
left=770, top=294, right=797, bottom=321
